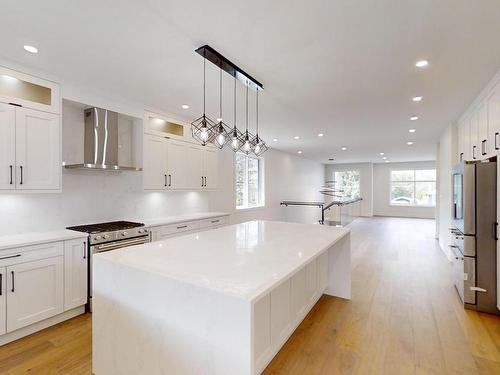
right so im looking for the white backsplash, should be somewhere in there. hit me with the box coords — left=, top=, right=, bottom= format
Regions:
left=0, top=170, right=209, bottom=235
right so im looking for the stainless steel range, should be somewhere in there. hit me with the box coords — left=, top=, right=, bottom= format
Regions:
left=66, top=221, right=150, bottom=310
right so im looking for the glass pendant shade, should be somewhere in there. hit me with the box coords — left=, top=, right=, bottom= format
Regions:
left=213, top=121, right=231, bottom=149
left=230, top=126, right=243, bottom=151
left=252, top=135, right=268, bottom=156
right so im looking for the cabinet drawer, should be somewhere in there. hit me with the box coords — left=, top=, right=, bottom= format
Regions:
left=0, top=242, right=64, bottom=267
left=198, top=217, right=228, bottom=229
left=156, top=221, right=200, bottom=237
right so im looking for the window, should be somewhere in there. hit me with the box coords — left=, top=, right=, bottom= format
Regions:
left=333, top=170, right=360, bottom=199
left=235, top=153, right=264, bottom=209
left=390, top=169, right=436, bottom=206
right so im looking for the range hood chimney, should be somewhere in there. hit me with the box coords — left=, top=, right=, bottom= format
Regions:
left=65, top=107, right=141, bottom=171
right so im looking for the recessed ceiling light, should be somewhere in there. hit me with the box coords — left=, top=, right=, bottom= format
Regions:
left=181, top=104, right=189, bottom=109
left=379, top=152, right=385, bottom=156
left=382, top=156, right=387, bottom=160
left=318, top=133, right=324, bottom=137
left=409, top=128, right=416, bottom=133
left=273, top=138, right=278, bottom=142
left=410, top=116, right=419, bottom=121
left=415, top=60, right=429, bottom=68
left=412, top=96, right=423, bottom=102
left=341, top=146, right=347, bottom=151
left=294, top=136, right=300, bottom=140
left=23, top=45, right=38, bottom=54
left=297, top=150, right=303, bottom=154
left=407, top=141, right=414, bottom=145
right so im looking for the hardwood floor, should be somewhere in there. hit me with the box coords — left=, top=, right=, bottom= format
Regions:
left=0, top=217, right=499, bottom=374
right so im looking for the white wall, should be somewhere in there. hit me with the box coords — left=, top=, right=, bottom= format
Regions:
left=210, top=148, right=325, bottom=225
left=373, top=161, right=436, bottom=219
left=324, top=163, right=373, bottom=216
left=436, top=124, right=457, bottom=259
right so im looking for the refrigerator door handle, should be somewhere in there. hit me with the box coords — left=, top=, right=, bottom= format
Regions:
left=470, top=286, right=487, bottom=293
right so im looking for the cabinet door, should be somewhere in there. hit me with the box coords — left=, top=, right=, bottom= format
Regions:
left=64, top=239, right=88, bottom=311
left=166, top=140, right=188, bottom=189
left=0, top=103, right=16, bottom=190
left=203, top=148, right=218, bottom=189
left=461, top=119, right=471, bottom=161
left=15, top=107, right=60, bottom=190
left=488, top=83, right=500, bottom=155
left=6, top=256, right=64, bottom=332
left=470, top=112, right=479, bottom=160
left=143, top=134, right=167, bottom=190
left=478, top=102, right=489, bottom=157
left=186, top=144, right=204, bottom=189
left=0, top=267, right=6, bottom=335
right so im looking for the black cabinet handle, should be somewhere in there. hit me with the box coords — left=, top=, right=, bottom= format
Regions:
left=176, top=225, right=188, bottom=229
left=168, top=174, right=172, bottom=187
left=83, top=242, right=87, bottom=259
left=11, top=271, right=14, bottom=293
left=495, top=222, right=498, bottom=241
left=496, top=132, right=499, bottom=150
left=481, top=140, right=486, bottom=155
left=204, top=177, right=207, bottom=187
left=9, top=165, right=13, bottom=185
left=201, top=176, right=204, bottom=187
left=472, top=146, right=477, bottom=159
left=0, top=273, right=2, bottom=296
left=459, top=153, right=464, bottom=162
left=164, top=174, right=167, bottom=187
left=19, top=166, right=23, bottom=185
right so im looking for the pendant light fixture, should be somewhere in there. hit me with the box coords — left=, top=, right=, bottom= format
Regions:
left=251, top=89, right=268, bottom=156
left=212, top=67, right=230, bottom=149
left=191, top=52, right=216, bottom=146
left=239, top=85, right=252, bottom=154
left=230, top=76, right=243, bottom=151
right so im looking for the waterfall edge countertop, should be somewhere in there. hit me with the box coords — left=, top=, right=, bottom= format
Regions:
left=95, top=220, right=350, bottom=302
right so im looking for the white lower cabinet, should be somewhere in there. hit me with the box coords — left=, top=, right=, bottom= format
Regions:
left=0, top=238, right=87, bottom=342
left=149, top=216, right=228, bottom=242
left=64, top=239, right=88, bottom=311
left=6, top=256, right=64, bottom=332
left=0, top=268, right=6, bottom=335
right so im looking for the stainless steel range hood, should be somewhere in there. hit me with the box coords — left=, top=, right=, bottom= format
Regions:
left=65, top=107, right=141, bottom=171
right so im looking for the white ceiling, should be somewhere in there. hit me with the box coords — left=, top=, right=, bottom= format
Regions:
left=1, top=0, right=500, bottom=164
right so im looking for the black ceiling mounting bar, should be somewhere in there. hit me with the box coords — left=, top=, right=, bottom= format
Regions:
left=195, top=45, right=263, bottom=91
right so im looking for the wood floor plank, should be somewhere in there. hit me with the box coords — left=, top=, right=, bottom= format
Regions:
left=0, top=217, right=498, bottom=374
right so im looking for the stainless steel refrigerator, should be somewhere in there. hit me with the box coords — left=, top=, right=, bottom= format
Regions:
left=451, top=160, right=498, bottom=314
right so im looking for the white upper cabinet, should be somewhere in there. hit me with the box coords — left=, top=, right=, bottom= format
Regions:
left=0, top=66, right=60, bottom=114
left=15, top=107, right=60, bottom=190
left=143, top=134, right=168, bottom=190
left=487, top=82, right=500, bottom=155
left=478, top=102, right=489, bottom=157
left=0, top=103, right=16, bottom=190
left=0, top=67, right=61, bottom=193
left=470, top=111, right=479, bottom=160
left=203, top=148, right=218, bottom=189
left=142, top=131, right=218, bottom=191
left=166, top=140, right=188, bottom=189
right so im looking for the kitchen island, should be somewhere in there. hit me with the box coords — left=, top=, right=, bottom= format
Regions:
left=92, top=220, right=351, bottom=375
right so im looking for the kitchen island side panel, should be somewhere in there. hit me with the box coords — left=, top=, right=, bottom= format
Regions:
left=92, top=256, right=252, bottom=375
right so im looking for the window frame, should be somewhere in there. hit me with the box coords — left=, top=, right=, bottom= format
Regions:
left=234, top=152, right=265, bottom=211
left=389, top=168, right=436, bottom=208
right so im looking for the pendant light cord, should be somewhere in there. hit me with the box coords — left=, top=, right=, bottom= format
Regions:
left=219, top=67, right=222, bottom=119
left=246, top=84, right=249, bottom=134
left=203, top=52, right=206, bottom=115
left=234, top=77, right=237, bottom=127
left=256, top=90, right=259, bottom=136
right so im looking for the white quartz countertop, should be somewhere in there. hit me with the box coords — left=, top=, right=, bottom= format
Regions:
left=95, top=220, right=350, bottom=301
left=0, top=230, right=88, bottom=251
left=142, top=212, right=229, bottom=227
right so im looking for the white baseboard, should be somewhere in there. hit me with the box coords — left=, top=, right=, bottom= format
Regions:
left=0, top=306, right=85, bottom=346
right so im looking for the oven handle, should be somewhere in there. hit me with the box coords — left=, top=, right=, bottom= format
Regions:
left=92, top=236, right=149, bottom=253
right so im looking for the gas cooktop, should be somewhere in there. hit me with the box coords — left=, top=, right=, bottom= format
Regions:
left=66, top=221, right=144, bottom=234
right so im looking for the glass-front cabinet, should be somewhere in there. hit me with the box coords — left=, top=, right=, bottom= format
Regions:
left=0, top=66, right=60, bottom=114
